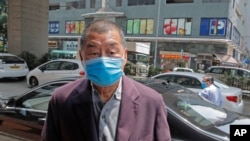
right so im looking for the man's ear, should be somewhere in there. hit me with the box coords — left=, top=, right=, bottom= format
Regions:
left=78, top=49, right=83, bottom=61
left=122, top=48, right=128, bottom=69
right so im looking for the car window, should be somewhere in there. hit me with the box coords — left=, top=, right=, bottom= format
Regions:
left=154, top=75, right=177, bottom=83
left=176, top=76, right=201, bottom=89
left=0, top=55, right=25, bottom=64
left=242, top=70, right=250, bottom=77
left=16, top=82, right=68, bottom=111
left=60, top=61, right=79, bottom=70
left=210, top=68, right=223, bottom=74
left=231, top=69, right=237, bottom=76
left=155, top=75, right=201, bottom=89
left=43, top=61, right=61, bottom=70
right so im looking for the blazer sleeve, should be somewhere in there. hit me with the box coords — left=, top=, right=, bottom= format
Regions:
left=155, top=96, right=172, bottom=141
left=41, top=95, right=61, bottom=141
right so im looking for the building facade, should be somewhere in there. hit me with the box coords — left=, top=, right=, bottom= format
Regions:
left=48, top=0, right=248, bottom=71
left=7, top=0, right=49, bottom=57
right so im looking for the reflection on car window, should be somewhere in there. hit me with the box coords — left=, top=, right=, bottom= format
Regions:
left=45, top=61, right=61, bottom=70
left=60, top=61, right=78, bottom=70
left=167, top=90, right=227, bottom=127
left=18, top=82, right=67, bottom=111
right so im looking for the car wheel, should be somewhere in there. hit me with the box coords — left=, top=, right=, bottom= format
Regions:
left=29, top=77, right=38, bottom=87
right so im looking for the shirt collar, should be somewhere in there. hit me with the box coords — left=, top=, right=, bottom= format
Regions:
left=90, top=78, right=122, bottom=100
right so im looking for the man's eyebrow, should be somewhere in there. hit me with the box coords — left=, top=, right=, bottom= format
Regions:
left=86, top=43, right=96, bottom=48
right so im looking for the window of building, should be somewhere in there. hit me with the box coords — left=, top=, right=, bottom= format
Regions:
left=128, top=0, right=155, bottom=6
left=126, top=19, right=154, bottom=35
left=200, top=18, right=227, bottom=36
left=202, top=0, right=229, bottom=3
left=65, top=20, right=85, bottom=34
left=163, top=18, right=192, bottom=36
left=49, top=4, right=60, bottom=10
left=90, top=0, right=95, bottom=8
left=66, top=0, right=85, bottom=10
left=116, top=0, right=122, bottom=6
left=166, top=0, right=193, bottom=4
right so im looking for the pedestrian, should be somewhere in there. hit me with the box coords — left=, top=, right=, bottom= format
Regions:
left=199, top=74, right=222, bottom=107
left=41, top=19, right=171, bottom=141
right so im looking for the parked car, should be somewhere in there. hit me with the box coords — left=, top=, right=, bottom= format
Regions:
left=173, top=67, right=194, bottom=72
left=206, top=66, right=250, bottom=78
left=152, top=72, right=244, bottom=114
left=1, top=77, right=250, bottom=141
left=206, top=66, right=250, bottom=93
left=0, top=53, right=29, bottom=79
left=26, top=59, right=85, bottom=88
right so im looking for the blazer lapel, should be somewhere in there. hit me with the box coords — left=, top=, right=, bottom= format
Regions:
left=116, top=76, right=140, bottom=141
left=71, top=80, right=98, bottom=141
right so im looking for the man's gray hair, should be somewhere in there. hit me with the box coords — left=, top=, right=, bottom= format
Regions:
left=80, top=19, right=127, bottom=49
left=203, top=74, right=214, bottom=83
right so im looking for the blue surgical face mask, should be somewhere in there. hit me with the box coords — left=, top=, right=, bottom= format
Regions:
left=83, top=57, right=124, bottom=87
left=201, top=82, right=207, bottom=89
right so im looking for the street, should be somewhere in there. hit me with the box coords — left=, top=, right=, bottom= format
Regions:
left=0, top=77, right=250, bottom=140
left=1, top=78, right=250, bottom=115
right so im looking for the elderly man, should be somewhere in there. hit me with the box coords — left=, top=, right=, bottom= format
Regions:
left=41, top=19, right=171, bottom=141
left=199, top=74, right=222, bottom=107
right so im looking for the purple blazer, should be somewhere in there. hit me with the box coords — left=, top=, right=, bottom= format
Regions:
left=41, top=76, right=171, bottom=141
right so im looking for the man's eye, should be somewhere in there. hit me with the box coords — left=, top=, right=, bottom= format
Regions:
left=109, top=52, right=115, bottom=55
left=92, top=53, right=99, bottom=56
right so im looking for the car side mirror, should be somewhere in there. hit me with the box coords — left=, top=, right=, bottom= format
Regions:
left=18, top=108, right=32, bottom=117
left=39, top=66, right=46, bottom=72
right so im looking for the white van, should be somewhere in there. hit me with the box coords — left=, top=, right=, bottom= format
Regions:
left=0, top=53, right=29, bottom=79
left=206, top=66, right=250, bottom=78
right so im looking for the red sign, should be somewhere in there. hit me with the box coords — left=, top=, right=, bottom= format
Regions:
left=160, top=54, right=189, bottom=60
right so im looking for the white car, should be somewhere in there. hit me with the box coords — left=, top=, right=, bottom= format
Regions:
left=0, top=53, right=29, bottom=79
left=152, top=72, right=244, bottom=114
left=26, top=59, right=85, bottom=87
left=173, top=67, right=194, bottom=72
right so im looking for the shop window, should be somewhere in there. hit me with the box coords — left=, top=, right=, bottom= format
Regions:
left=65, top=20, right=85, bottom=34
left=126, top=19, right=154, bottom=35
left=166, top=0, right=193, bottom=4
left=49, top=4, right=60, bottom=10
left=128, top=0, right=155, bottom=6
left=163, top=18, right=192, bottom=36
left=66, top=0, right=85, bottom=10
left=116, top=0, right=122, bottom=6
left=90, top=0, right=95, bottom=8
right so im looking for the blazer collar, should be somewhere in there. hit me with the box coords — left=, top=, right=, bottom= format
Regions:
left=71, top=78, right=99, bottom=141
left=71, top=76, right=141, bottom=141
left=116, top=76, right=140, bottom=141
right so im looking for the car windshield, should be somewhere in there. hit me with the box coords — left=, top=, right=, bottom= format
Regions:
left=213, top=78, right=230, bottom=89
left=161, top=83, right=227, bottom=127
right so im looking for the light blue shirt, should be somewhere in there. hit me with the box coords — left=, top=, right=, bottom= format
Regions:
left=91, top=79, right=122, bottom=141
left=199, top=84, right=222, bottom=107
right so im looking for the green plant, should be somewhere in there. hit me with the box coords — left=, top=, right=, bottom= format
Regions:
left=18, top=51, right=39, bottom=70
left=148, top=66, right=162, bottom=77
left=39, top=53, right=50, bottom=64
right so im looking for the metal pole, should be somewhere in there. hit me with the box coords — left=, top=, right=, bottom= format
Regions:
left=153, top=0, right=161, bottom=68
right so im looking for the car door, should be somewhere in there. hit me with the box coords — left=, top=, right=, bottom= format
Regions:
left=0, top=81, right=68, bottom=141
left=37, top=61, right=62, bottom=84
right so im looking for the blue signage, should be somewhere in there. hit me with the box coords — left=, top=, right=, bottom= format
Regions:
left=48, top=21, right=59, bottom=34
left=209, top=19, right=226, bottom=36
left=200, top=18, right=227, bottom=36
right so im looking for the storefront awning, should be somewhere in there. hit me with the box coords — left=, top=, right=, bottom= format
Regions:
left=213, top=54, right=239, bottom=67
